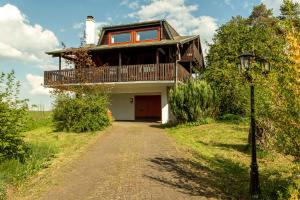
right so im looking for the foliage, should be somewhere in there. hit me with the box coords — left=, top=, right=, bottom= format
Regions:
left=52, top=92, right=110, bottom=133
left=51, top=48, right=111, bottom=133
left=169, top=79, right=218, bottom=123
left=218, top=113, right=246, bottom=123
left=167, top=122, right=300, bottom=199
left=205, top=2, right=300, bottom=158
left=257, top=0, right=300, bottom=157
left=205, top=4, right=285, bottom=116
left=278, top=178, right=300, bottom=200
left=0, top=71, right=29, bottom=162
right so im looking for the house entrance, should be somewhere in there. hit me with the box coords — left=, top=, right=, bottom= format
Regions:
left=135, top=95, right=161, bottom=121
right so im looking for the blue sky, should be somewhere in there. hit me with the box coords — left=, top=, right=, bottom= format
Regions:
left=0, top=0, right=288, bottom=110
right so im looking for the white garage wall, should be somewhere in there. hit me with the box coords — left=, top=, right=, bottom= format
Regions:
left=109, top=93, right=135, bottom=121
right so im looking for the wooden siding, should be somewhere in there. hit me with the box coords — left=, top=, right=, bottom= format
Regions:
left=181, top=42, right=203, bottom=68
left=44, top=63, right=190, bottom=86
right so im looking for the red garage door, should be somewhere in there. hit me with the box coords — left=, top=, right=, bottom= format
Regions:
left=135, top=95, right=161, bottom=120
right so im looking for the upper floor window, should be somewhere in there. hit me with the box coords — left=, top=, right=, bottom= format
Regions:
left=110, top=32, right=131, bottom=44
left=108, top=27, right=160, bottom=45
left=136, top=29, right=159, bottom=42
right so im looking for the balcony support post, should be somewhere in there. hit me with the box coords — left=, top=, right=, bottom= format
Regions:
left=156, top=49, right=159, bottom=80
left=59, top=55, right=62, bottom=83
left=118, top=52, right=122, bottom=81
left=175, top=44, right=181, bottom=85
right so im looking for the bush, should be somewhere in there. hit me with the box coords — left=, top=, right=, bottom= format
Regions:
left=0, top=71, right=29, bottom=162
left=219, top=114, right=246, bottom=123
left=52, top=92, right=110, bottom=132
left=169, top=79, right=218, bottom=123
left=277, top=178, right=300, bottom=200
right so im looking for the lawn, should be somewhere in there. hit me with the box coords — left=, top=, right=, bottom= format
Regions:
left=0, top=112, right=101, bottom=199
left=167, top=122, right=300, bottom=199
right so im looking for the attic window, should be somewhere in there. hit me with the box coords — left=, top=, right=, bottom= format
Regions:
left=111, top=32, right=131, bottom=44
left=136, top=29, right=159, bottom=42
left=108, top=27, right=160, bottom=45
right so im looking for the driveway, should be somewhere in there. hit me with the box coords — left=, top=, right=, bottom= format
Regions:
left=40, top=122, right=218, bottom=200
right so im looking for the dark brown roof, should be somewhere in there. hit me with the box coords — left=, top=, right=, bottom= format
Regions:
left=101, top=20, right=163, bottom=31
left=46, top=35, right=198, bottom=56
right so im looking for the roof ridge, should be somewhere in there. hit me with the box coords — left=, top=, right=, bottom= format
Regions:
left=101, top=19, right=165, bottom=30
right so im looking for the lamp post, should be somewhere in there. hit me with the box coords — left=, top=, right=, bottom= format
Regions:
left=238, top=51, right=270, bottom=199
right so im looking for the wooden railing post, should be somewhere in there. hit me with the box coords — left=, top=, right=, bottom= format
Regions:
left=118, top=52, right=122, bottom=82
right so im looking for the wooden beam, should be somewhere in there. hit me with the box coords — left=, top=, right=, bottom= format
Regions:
left=59, top=55, right=62, bottom=71
left=59, top=55, right=62, bottom=83
left=118, top=52, right=122, bottom=81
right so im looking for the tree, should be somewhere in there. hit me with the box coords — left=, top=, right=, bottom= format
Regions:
left=0, top=71, right=29, bottom=161
left=51, top=49, right=111, bottom=133
left=204, top=3, right=300, bottom=157
left=280, top=0, right=300, bottom=24
left=205, top=6, right=285, bottom=116
left=169, top=79, right=218, bottom=123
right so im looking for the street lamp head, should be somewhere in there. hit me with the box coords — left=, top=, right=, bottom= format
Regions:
left=262, top=60, right=271, bottom=74
left=239, top=51, right=255, bottom=72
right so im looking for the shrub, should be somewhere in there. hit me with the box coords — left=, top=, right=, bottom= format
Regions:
left=277, top=178, right=300, bottom=200
left=52, top=92, right=110, bottom=132
left=169, top=79, right=218, bottom=123
left=0, top=71, right=29, bottom=162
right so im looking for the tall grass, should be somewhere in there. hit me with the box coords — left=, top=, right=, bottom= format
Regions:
left=25, top=111, right=52, bottom=131
left=0, top=112, right=99, bottom=199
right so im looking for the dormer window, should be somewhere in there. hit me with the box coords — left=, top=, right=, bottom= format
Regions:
left=110, top=32, right=131, bottom=44
left=136, top=29, right=159, bottom=42
left=108, top=27, right=160, bottom=45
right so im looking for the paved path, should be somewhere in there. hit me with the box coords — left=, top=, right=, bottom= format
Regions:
left=41, top=122, right=219, bottom=200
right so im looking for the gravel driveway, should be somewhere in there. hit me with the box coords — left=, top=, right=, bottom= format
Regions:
left=40, top=122, right=219, bottom=200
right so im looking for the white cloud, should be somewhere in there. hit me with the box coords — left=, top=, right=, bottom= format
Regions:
left=224, top=0, right=234, bottom=8
left=73, top=22, right=84, bottom=29
left=0, top=4, right=59, bottom=69
left=26, top=74, right=51, bottom=96
left=261, top=0, right=300, bottom=15
left=127, top=0, right=218, bottom=54
left=121, top=0, right=140, bottom=9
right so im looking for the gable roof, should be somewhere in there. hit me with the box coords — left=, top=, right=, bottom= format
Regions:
left=46, top=19, right=200, bottom=57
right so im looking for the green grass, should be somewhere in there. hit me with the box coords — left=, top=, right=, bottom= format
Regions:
left=26, top=111, right=52, bottom=131
left=167, top=122, right=300, bottom=199
left=0, top=112, right=100, bottom=199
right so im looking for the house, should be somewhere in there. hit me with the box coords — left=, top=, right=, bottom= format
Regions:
left=44, top=16, right=205, bottom=124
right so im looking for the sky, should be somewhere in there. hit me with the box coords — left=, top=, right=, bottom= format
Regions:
left=0, top=0, right=297, bottom=110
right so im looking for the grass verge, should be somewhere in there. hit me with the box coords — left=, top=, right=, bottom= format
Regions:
left=166, top=122, right=300, bottom=199
left=0, top=125, right=100, bottom=199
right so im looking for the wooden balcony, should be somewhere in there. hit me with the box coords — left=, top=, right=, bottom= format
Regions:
left=44, top=63, right=190, bottom=86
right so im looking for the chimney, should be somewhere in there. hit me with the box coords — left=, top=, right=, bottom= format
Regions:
left=85, top=16, right=95, bottom=45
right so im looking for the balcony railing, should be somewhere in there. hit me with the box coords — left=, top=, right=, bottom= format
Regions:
left=44, top=63, right=190, bottom=86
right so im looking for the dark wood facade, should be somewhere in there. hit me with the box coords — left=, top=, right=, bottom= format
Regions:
left=44, top=20, right=204, bottom=86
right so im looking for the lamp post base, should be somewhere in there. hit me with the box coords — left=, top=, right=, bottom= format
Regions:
left=250, top=163, right=260, bottom=199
